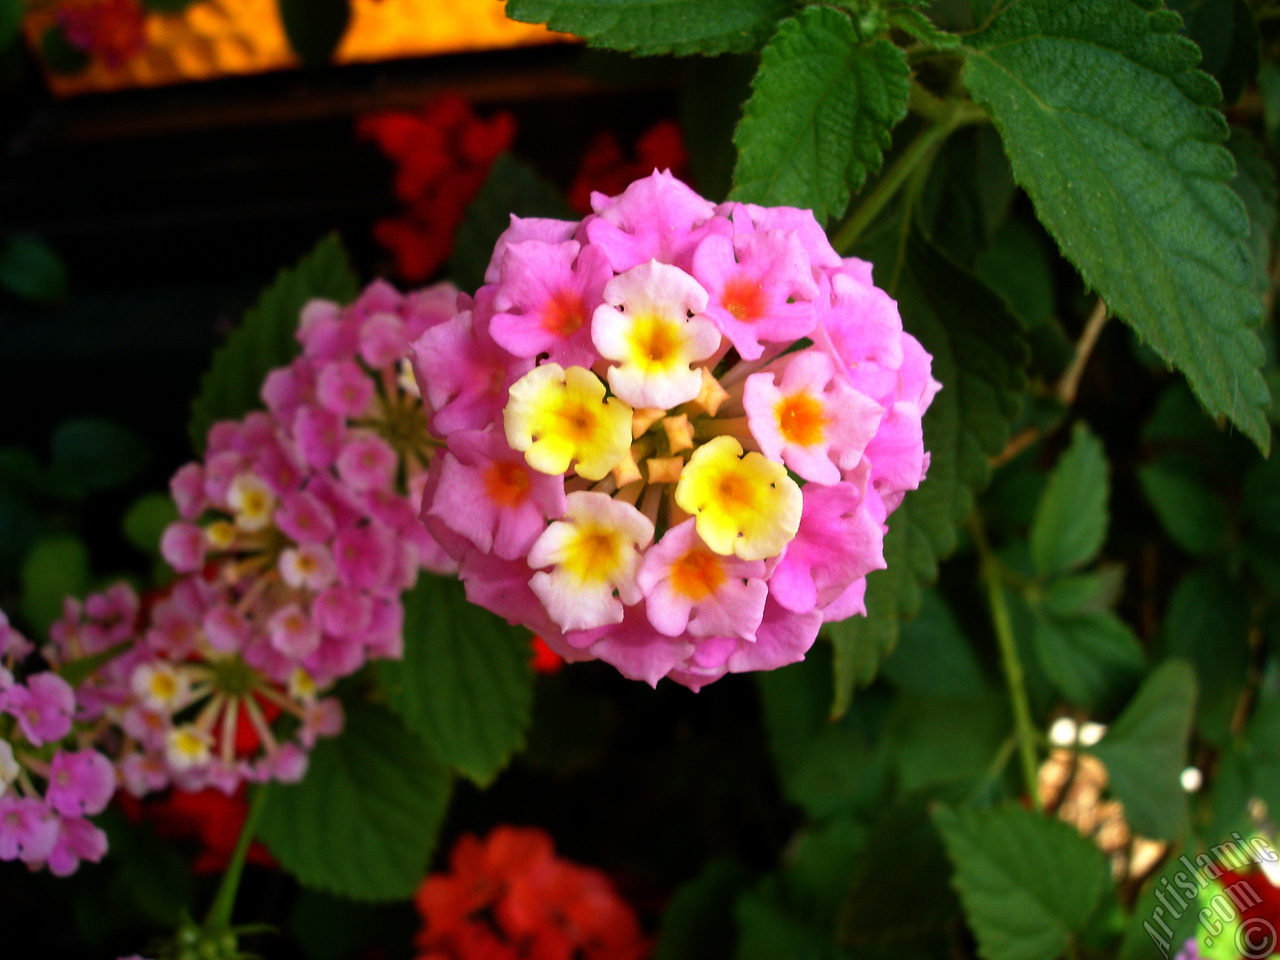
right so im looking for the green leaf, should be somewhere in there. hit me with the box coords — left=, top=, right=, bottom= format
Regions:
left=757, top=645, right=890, bottom=820
left=836, top=799, right=963, bottom=959
left=736, top=820, right=866, bottom=960
left=1138, top=460, right=1228, bottom=555
left=503, top=0, right=792, bottom=56
left=887, top=694, right=1008, bottom=793
left=1163, top=568, right=1248, bottom=745
left=962, top=0, right=1272, bottom=454
left=974, top=218, right=1057, bottom=329
left=448, top=154, right=572, bottom=294
left=1243, top=453, right=1280, bottom=537
left=51, top=417, right=149, bottom=496
left=256, top=701, right=452, bottom=901
left=1029, top=423, right=1107, bottom=578
left=1091, top=660, right=1197, bottom=840
left=0, top=0, right=20, bottom=49
left=730, top=7, right=910, bottom=224
left=377, top=575, right=534, bottom=787
left=920, top=125, right=1018, bottom=266
left=1029, top=585, right=1145, bottom=712
left=1116, top=849, right=1203, bottom=960
left=887, top=7, right=960, bottom=49
left=279, top=0, right=351, bottom=65
left=1226, top=130, right=1278, bottom=299
left=0, top=234, right=69, bottom=304
left=20, top=535, right=90, bottom=637
left=1167, top=0, right=1259, bottom=105
left=827, top=233, right=1027, bottom=714
left=122, top=493, right=179, bottom=557
left=189, top=233, right=358, bottom=453
left=934, top=803, right=1110, bottom=960
left=880, top=590, right=987, bottom=697
left=654, top=859, right=750, bottom=960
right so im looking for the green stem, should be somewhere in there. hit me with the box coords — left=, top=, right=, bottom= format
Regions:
left=203, top=782, right=271, bottom=933
left=969, top=515, right=1042, bottom=812
left=830, top=83, right=988, bottom=255
left=832, top=120, right=953, bottom=254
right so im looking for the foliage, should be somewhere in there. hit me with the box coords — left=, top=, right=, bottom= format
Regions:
left=187, top=234, right=359, bottom=453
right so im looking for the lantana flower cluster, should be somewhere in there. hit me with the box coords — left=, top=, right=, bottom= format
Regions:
left=414, top=825, right=648, bottom=960
left=132, top=280, right=457, bottom=792
left=360, top=96, right=516, bottom=282
left=416, top=171, right=937, bottom=689
left=0, top=609, right=114, bottom=876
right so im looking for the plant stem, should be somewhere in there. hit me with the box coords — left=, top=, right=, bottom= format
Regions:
left=831, top=86, right=987, bottom=254
left=969, top=514, right=1042, bottom=812
left=1056, top=297, right=1109, bottom=406
left=204, top=782, right=271, bottom=933
left=832, top=121, right=951, bottom=253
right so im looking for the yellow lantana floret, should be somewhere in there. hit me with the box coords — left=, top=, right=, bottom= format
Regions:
left=503, top=363, right=633, bottom=481
left=675, top=436, right=802, bottom=561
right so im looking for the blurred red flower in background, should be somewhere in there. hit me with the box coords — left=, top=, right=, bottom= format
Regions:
left=359, top=96, right=516, bottom=282
left=57, top=0, right=148, bottom=69
left=119, top=786, right=275, bottom=875
left=415, top=825, right=648, bottom=960
left=566, top=121, right=688, bottom=214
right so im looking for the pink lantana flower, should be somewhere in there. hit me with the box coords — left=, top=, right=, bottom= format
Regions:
left=133, top=279, right=460, bottom=793
left=415, top=170, right=937, bottom=689
left=489, top=240, right=612, bottom=368
left=743, top=349, right=883, bottom=485
left=0, top=604, right=118, bottom=876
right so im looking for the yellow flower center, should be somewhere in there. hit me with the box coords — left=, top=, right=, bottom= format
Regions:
left=628, top=314, right=684, bottom=371
left=560, top=525, right=629, bottom=586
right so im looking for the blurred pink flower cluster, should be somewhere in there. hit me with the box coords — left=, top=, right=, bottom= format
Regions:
left=1, top=279, right=460, bottom=876
left=0, top=610, right=114, bottom=875
left=416, top=171, right=938, bottom=690
left=138, top=280, right=458, bottom=792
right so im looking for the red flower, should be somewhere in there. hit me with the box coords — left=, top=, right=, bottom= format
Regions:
left=359, top=96, right=516, bottom=283
left=567, top=121, right=688, bottom=215
left=529, top=636, right=563, bottom=675
left=141, top=786, right=276, bottom=874
left=415, top=826, right=648, bottom=960
left=57, top=0, right=147, bottom=69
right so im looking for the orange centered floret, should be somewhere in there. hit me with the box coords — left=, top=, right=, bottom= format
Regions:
left=483, top=461, right=532, bottom=508
left=542, top=289, right=586, bottom=336
left=670, top=547, right=727, bottom=601
left=721, top=276, right=767, bottom=323
left=504, top=363, right=633, bottom=481
left=674, top=435, right=802, bottom=561
left=776, top=391, right=827, bottom=447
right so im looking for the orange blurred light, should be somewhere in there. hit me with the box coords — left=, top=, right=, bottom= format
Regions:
left=26, top=0, right=568, bottom=97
